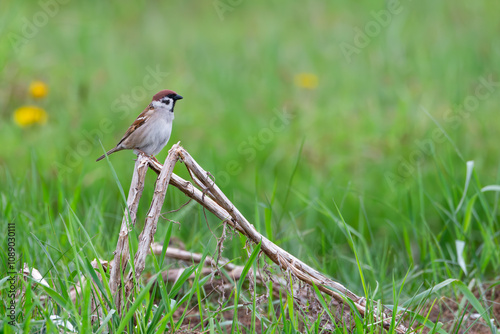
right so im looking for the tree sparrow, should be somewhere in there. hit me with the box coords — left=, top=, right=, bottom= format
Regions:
left=96, top=89, right=183, bottom=162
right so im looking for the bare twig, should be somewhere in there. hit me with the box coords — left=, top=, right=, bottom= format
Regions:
left=150, top=245, right=284, bottom=299
left=150, top=243, right=236, bottom=272
left=144, top=146, right=408, bottom=333
left=161, top=198, right=192, bottom=218
left=123, top=144, right=180, bottom=298
left=109, top=143, right=407, bottom=332
left=109, top=155, right=149, bottom=310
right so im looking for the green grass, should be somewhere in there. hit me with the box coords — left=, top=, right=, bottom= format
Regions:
left=1, top=0, right=500, bottom=332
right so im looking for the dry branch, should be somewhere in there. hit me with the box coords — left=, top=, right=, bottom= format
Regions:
left=109, top=156, right=148, bottom=309
left=145, top=145, right=408, bottom=333
left=149, top=244, right=253, bottom=284
left=110, top=143, right=408, bottom=332
left=150, top=243, right=237, bottom=271
left=150, top=245, right=292, bottom=300
left=123, top=144, right=180, bottom=299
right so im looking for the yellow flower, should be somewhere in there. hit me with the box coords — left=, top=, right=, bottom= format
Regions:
left=29, top=80, right=48, bottom=98
left=13, top=106, right=48, bottom=127
left=294, top=73, right=318, bottom=90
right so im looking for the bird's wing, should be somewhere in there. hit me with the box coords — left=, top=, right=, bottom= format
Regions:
left=117, top=104, right=154, bottom=146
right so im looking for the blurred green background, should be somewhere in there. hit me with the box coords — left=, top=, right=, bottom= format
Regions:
left=1, top=0, right=499, bottom=296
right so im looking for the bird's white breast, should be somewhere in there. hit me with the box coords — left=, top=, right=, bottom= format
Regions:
left=147, top=108, right=174, bottom=154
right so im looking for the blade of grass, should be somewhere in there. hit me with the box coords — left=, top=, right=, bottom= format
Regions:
left=116, top=276, right=157, bottom=333
left=231, top=241, right=262, bottom=333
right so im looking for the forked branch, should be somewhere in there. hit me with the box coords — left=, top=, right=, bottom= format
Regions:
left=110, top=143, right=408, bottom=332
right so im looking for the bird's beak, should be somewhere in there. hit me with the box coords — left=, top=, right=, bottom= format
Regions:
left=174, top=94, right=183, bottom=101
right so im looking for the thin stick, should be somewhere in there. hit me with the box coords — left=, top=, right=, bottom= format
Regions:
left=150, top=245, right=285, bottom=299
left=150, top=243, right=237, bottom=271
left=109, top=155, right=149, bottom=310
left=123, top=144, right=180, bottom=297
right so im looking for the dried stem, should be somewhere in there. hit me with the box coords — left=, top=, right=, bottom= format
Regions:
left=145, top=146, right=408, bottom=333
left=150, top=245, right=284, bottom=299
left=109, top=155, right=149, bottom=310
left=150, top=243, right=236, bottom=271
left=123, top=144, right=180, bottom=298
left=109, top=143, right=407, bottom=332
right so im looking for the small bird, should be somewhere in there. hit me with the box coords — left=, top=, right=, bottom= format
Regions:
left=96, top=89, right=183, bottom=162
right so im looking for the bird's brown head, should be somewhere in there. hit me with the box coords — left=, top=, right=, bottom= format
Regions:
left=152, top=90, right=183, bottom=111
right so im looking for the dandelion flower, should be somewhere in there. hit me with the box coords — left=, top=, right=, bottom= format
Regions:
left=294, top=73, right=319, bottom=90
left=13, top=106, right=48, bottom=127
left=29, top=80, right=48, bottom=98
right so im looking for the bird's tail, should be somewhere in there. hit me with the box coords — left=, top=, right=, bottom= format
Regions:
left=96, top=147, right=121, bottom=162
